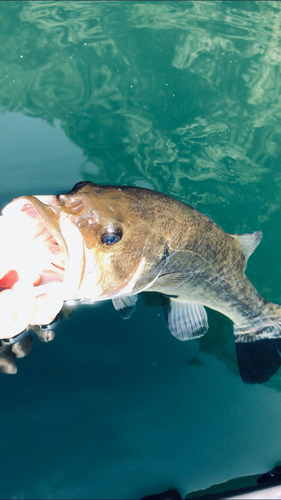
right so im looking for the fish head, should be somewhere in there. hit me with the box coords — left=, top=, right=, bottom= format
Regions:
left=1, top=182, right=167, bottom=310
left=53, top=181, right=168, bottom=300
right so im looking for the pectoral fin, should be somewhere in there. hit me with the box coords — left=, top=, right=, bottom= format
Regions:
left=161, top=296, right=209, bottom=341
left=112, top=295, right=138, bottom=319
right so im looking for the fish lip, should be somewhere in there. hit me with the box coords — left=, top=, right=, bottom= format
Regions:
left=3, top=195, right=85, bottom=300
left=32, top=195, right=86, bottom=300
left=21, top=195, right=68, bottom=255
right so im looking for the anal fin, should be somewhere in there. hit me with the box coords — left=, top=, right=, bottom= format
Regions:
left=161, top=296, right=209, bottom=341
left=112, top=295, right=138, bottom=319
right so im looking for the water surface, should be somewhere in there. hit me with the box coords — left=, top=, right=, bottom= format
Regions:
left=1, top=1, right=281, bottom=498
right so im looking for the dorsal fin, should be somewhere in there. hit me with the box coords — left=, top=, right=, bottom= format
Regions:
left=231, top=231, right=262, bottom=261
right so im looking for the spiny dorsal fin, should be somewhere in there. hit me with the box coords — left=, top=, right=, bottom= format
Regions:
left=112, top=295, right=138, bottom=319
left=231, top=231, right=262, bottom=261
left=161, top=296, right=209, bottom=341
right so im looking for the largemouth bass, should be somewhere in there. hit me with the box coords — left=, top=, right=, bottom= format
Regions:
left=1, top=181, right=281, bottom=383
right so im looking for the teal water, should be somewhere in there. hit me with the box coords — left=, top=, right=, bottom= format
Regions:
left=1, top=1, right=281, bottom=498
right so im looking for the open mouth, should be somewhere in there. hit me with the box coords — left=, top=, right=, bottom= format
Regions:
left=0, top=195, right=85, bottom=338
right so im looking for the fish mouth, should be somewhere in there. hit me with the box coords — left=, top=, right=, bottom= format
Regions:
left=0, top=194, right=85, bottom=332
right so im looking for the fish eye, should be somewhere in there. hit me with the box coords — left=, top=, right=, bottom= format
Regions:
left=101, top=229, right=122, bottom=246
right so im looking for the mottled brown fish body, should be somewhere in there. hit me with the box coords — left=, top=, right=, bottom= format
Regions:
left=54, top=182, right=279, bottom=338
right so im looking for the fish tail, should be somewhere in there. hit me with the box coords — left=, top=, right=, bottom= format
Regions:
left=234, top=305, right=281, bottom=384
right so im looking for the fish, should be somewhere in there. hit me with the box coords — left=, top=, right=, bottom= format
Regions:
left=1, top=181, right=281, bottom=383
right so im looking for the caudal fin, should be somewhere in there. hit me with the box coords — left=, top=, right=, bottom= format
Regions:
left=235, top=339, right=281, bottom=384
left=234, top=314, right=281, bottom=384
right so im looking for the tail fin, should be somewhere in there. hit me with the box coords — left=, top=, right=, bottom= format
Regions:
left=234, top=315, right=281, bottom=384
left=235, top=339, right=281, bottom=384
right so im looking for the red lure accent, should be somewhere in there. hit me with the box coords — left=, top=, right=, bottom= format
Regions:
left=0, top=270, right=19, bottom=289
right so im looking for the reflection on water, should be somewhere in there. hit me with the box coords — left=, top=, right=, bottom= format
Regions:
left=1, top=2, right=281, bottom=212
left=1, top=1, right=281, bottom=498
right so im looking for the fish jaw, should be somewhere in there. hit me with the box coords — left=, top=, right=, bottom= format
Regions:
left=35, top=195, right=87, bottom=301
left=0, top=195, right=86, bottom=337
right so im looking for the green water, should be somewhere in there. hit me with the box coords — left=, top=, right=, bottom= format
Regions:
left=1, top=1, right=281, bottom=498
